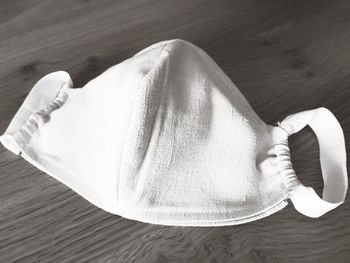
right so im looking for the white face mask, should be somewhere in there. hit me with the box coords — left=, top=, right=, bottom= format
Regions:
left=0, top=39, right=347, bottom=226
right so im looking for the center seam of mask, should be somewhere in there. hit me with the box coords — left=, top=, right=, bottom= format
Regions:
left=115, top=40, right=177, bottom=207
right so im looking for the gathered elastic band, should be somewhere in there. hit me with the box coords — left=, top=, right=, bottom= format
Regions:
left=276, top=107, right=348, bottom=218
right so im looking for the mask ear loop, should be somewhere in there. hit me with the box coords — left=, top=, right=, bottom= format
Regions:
left=277, top=107, right=348, bottom=218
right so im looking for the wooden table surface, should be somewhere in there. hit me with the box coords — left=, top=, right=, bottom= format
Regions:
left=1, top=0, right=349, bottom=262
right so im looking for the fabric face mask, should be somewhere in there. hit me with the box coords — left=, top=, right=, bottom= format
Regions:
left=0, top=39, right=347, bottom=226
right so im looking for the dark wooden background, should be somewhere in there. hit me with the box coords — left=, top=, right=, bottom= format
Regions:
left=1, top=0, right=350, bottom=262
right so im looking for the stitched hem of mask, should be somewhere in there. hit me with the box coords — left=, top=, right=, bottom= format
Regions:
left=274, top=136, right=301, bottom=198
left=115, top=199, right=288, bottom=226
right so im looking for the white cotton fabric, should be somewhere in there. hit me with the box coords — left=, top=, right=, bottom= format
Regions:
left=0, top=39, right=347, bottom=226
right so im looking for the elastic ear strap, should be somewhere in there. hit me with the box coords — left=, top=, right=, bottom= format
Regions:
left=280, top=107, right=348, bottom=218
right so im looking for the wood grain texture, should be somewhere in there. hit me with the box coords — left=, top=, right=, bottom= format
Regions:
left=1, top=0, right=350, bottom=262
